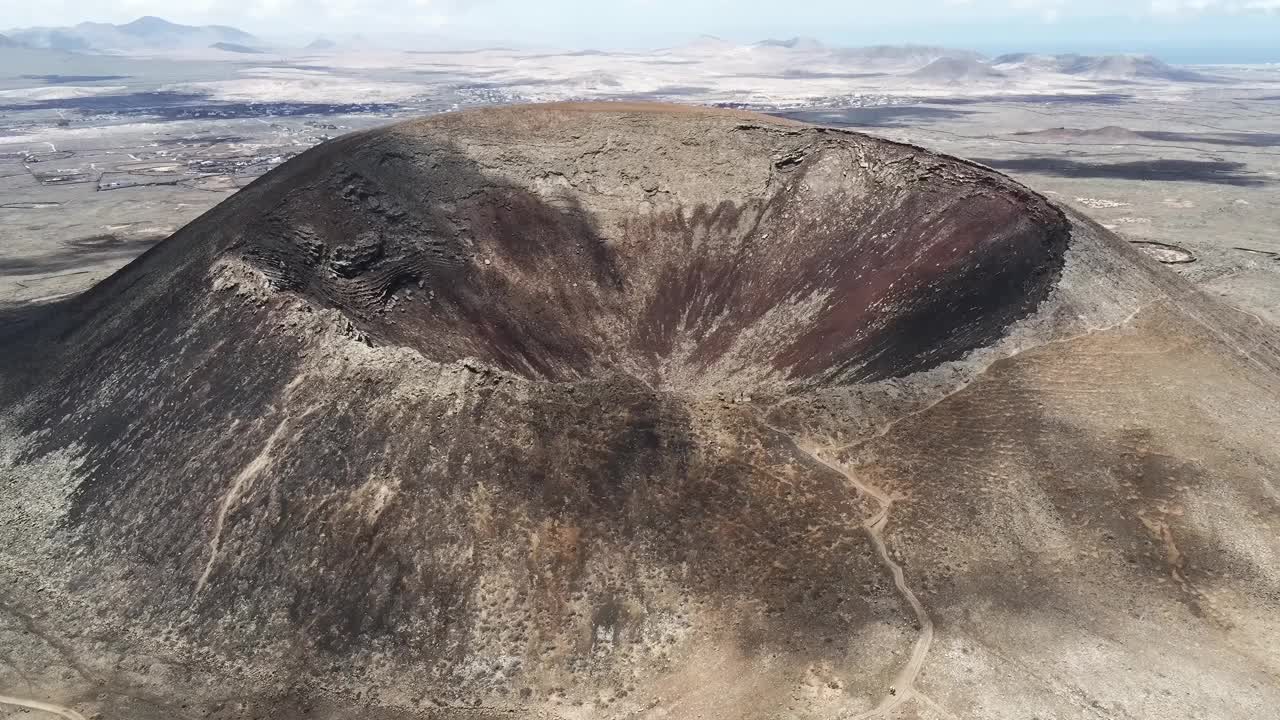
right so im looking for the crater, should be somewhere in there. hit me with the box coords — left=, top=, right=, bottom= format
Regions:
left=238, top=104, right=1071, bottom=393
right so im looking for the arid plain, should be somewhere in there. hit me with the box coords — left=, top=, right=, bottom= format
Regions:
left=3, top=41, right=1278, bottom=322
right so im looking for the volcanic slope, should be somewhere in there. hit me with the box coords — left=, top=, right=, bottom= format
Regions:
left=2, top=104, right=1279, bottom=720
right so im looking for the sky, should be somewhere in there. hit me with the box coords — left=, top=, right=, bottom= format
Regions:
left=2, top=0, right=1280, bottom=61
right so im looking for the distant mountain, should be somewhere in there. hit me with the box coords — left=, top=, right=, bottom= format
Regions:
left=5, top=27, right=91, bottom=51
left=993, top=53, right=1217, bottom=82
left=909, top=57, right=1006, bottom=83
left=668, top=39, right=980, bottom=67
left=305, top=37, right=338, bottom=51
left=4, top=16, right=260, bottom=54
left=754, top=36, right=824, bottom=51
left=0, top=33, right=21, bottom=48
left=1012, top=126, right=1147, bottom=143
left=1070, top=54, right=1215, bottom=82
left=831, top=45, right=985, bottom=68
left=209, top=42, right=264, bottom=54
left=676, top=34, right=737, bottom=53
left=991, top=52, right=1046, bottom=68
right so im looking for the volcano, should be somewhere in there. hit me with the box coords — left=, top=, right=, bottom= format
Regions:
left=2, top=104, right=1279, bottom=720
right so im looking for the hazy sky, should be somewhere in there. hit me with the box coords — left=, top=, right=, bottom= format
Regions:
left=3, top=0, right=1280, bottom=60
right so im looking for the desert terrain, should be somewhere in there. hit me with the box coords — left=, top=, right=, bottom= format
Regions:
left=2, top=20, right=1279, bottom=720
left=2, top=34, right=1278, bottom=323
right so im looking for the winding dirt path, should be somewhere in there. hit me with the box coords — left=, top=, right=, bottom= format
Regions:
left=757, top=415, right=936, bottom=719
left=0, top=694, right=86, bottom=720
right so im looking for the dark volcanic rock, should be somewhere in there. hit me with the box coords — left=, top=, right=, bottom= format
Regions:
left=1, top=104, right=1278, bottom=720
left=225, top=107, right=1067, bottom=389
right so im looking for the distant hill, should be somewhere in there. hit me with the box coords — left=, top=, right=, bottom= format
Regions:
left=5, top=28, right=91, bottom=51
left=676, top=34, right=737, bottom=53
left=991, top=52, right=1043, bottom=67
left=4, top=15, right=260, bottom=54
left=994, top=53, right=1218, bottom=82
left=1070, top=54, right=1215, bottom=82
left=831, top=45, right=985, bottom=69
left=754, top=36, right=824, bottom=51
left=668, top=39, right=981, bottom=68
left=209, top=42, right=264, bottom=54
left=305, top=37, right=338, bottom=51
left=909, top=56, right=1006, bottom=83
left=0, top=33, right=20, bottom=48
left=1012, top=126, right=1147, bottom=143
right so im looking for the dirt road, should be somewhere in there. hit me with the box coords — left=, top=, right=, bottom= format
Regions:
left=0, top=694, right=86, bottom=720
left=758, top=416, right=937, bottom=720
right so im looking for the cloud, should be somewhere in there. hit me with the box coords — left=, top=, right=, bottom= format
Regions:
left=0, top=0, right=467, bottom=31
left=1150, top=0, right=1280, bottom=12
left=2, top=0, right=1278, bottom=41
